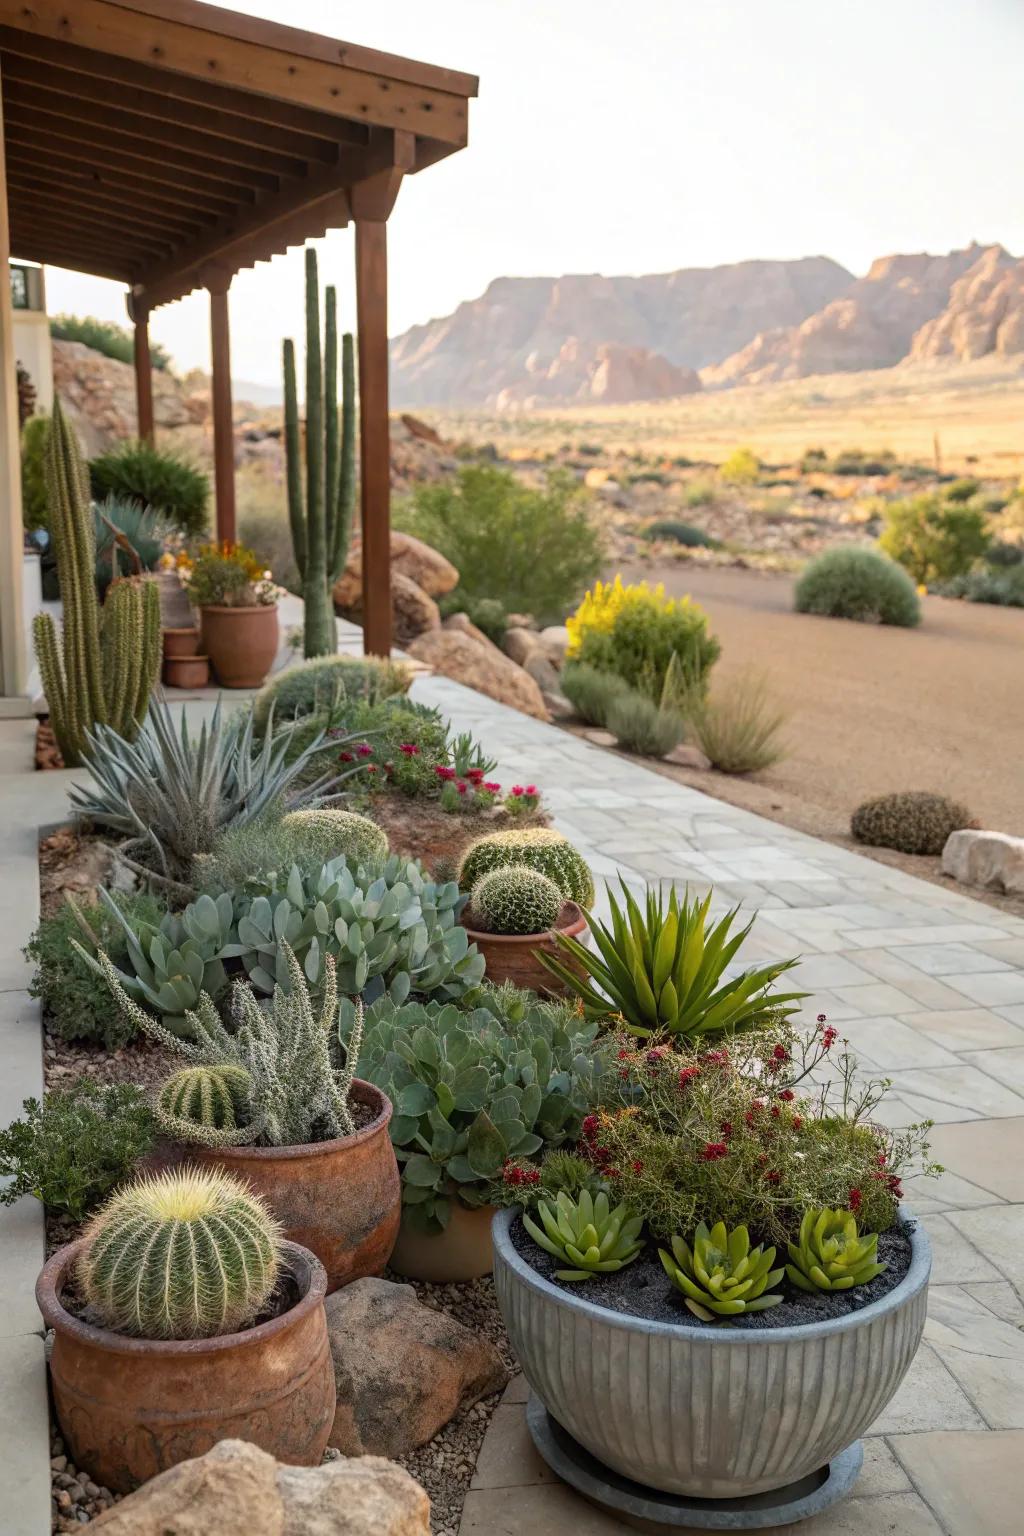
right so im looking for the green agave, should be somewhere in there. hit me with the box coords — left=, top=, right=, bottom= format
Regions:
left=660, top=1220, right=784, bottom=1320
left=786, top=1208, right=887, bottom=1293
left=524, top=1189, right=644, bottom=1282
left=539, top=879, right=805, bottom=1039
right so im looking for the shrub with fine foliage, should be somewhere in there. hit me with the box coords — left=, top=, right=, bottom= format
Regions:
left=685, top=669, right=788, bottom=774
left=794, top=548, right=921, bottom=627
left=607, top=690, right=685, bottom=758
left=89, top=440, right=210, bottom=538
left=253, top=654, right=411, bottom=732
left=0, top=1081, right=154, bottom=1219
left=51, top=314, right=171, bottom=370
left=851, top=791, right=972, bottom=855
left=568, top=576, right=720, bottom=699
left=879, top=494, right=990, bottom=585
left=560, top=662, right=631, bottom=727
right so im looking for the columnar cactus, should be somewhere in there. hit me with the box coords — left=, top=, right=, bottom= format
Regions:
left=470, top=864, right=563, bottom=935
left=156, top=1064, right=253, bottom=1147
left=32, top=401, right=161, bottom=766
left=283, top=248, right=357, bottom=659
left=79, top=1167, right=281, bottom=1338
left=458, top=828, right=594, bottom=909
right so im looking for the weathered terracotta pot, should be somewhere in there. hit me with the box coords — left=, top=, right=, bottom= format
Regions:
left=163, top=654, right=211, bottom=689
left=389, top=1199, right=497, bottom=1283
left=187, top=1081, right=400, bottom=1292
left=162, top=626, right=202, bottom=659
left=200, top=603, right=279, bottom=688
left=462, top=901, right=589, bottom=995
left=38, top=1239, right=335, bottom=1495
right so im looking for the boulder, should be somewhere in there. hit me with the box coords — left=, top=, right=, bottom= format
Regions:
left=407, top=630, right=549, bottom=721
left=91, top=1438, right=430, bottom=1536
left=325, top=1278, right=507, bottom=1458
left=334, top=568, right=441, bottom=647
left=942, top=829, right=1024, bottom=896
left=333, top=532, right=458, bottom=605
left=522, top=651, right=573, bottom=719
left=443, top=610, right=501, bottom=651
left=539, top=625, right=571, bottom=668
left=503, top=626, right=543, bottom=667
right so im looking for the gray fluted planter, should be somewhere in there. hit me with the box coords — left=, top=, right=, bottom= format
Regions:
left=492, top=1208, right=930, bottom=1500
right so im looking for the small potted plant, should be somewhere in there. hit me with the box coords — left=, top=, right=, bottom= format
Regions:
left=38, top=1166, right=335, bottom=1493
left=181, top=541, right=278, bottom=688
left=462, top=863, right=589, bottom=993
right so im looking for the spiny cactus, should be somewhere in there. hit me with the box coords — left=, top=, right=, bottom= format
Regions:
left=850, top=791, right=972, bottom=856
left=524, top=1190, right=644, bottom=1282
left=458, top=828, right=594, bottom=909
left=79, top=1167, right=281, bottom=1339
left=279, top=808, right=388, bottom=870
left=283, top=248, right=357, bottom=659
left=660, top=1221, right=784, bottom=1320
left=786, top=1208, right=887, bottom=1293
left=32, top=401, right=161, bottom=765
left=470, top=863, right=562, bottom=935
left=156, top=1065, right=253, bottom=1147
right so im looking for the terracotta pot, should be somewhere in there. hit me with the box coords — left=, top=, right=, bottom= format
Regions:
left=389, top=1200, right=497, bottom=1282
left=187, top=1081, right=400, bottom=1292
left=162, top=626, right=202, bottom=659
left=38, top=1239, right=335, bottom=1495
left=200, top=603, right=279, bottom=688
left=163, top=654, right=211, bottom=689
left=462, top=901, right=589, bottom=995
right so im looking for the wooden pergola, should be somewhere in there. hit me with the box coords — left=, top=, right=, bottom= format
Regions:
left=0, top=0, right=476, bottom=702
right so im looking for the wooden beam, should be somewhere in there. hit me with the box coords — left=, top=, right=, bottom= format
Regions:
left=7, top=218, right=142, bottom=273
left=209, top=279, right=236, bottom=545
left=9, top=239, right=133, bottom=283
left=6, top=169, right=210, bottom=237
left=6, top=180, right=196, bottom=245
left=133, top=310, right=155, bottom=445
left=0, top=63, right=27, bottom=699
left=8, top=201, right=173, bottom=259
left=2, top=129, right=246, bottom=213
left=355, top=218, right=391, bottom=657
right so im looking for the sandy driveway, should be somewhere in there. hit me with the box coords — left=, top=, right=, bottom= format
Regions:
left=618, top=561, right=1024, bottom=838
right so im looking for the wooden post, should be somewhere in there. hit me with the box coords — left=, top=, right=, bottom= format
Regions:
left=355, top=219, right=391, bottom=656
left=132, top=307, right=155, bottom=445
left=208, top=276, right=236, bottom=545
left=0, top=62, right=28, bottom=703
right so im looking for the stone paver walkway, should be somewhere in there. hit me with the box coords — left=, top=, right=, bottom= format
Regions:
left=408, top=674, right=1024, bottom=1536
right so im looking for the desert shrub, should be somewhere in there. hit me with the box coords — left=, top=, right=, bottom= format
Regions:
left=278, top=808, right=388, bottom=868
left=686, top=669, right=788, bottom=773
left=683, top=480, right=717, bottom=508
left=397, top=464, right=603, bottom=624
left=985, top=541, right=1024, bottom=569
left=437, top=591, right=508, bottom=643
left=0, top=1081, right=154, bottom=1219
left=851, top=791, right=972, bottom=855
left=567, top=576, right=720, bottom=699
left=50, top=314, right=171, bottom=371
left=560, top=661, right=631, bottom=726
left=800, top=447, right=828, bottom=473
left=606, top=690, right=684, bottom=758
left=89, top=440, right=210, bottom=538
left=830, top=448, right=898, bottom=476
left=94, top=495, right=176, bottom=592
left=253, top=654, right=411, bottom=732
left=943, top=477, right=981, bottom=504
left=794, top=548, right=921, bottom=627
left=25, top=891, right=165, bottom=1048
left=879, top=494, right=990, bottom=584
left=21, top=413, right=50, bottom=530
left=719, top=446, right=761, bottom=485
left=643, top=520, right=716, bottom=548
left=938, top=566, right=1024, bottom=607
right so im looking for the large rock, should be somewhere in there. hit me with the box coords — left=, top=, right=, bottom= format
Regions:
left=407, top=629, right=549, bottom=721
left=443, top=610, right=499, bottom=650
left=333, top=532, right=458, bottom=604
left=91, top=1438, right=430, bottom=1535
left=325, top=1278, right=507, bottom=1458
left=942, top=829, right=1024, bottom=896
left=539, top=625, right=571, bottom=668
left=53, top=339, right=193, bottom=455
left=334, top=567, right=441, bottom=646
left=522, top=650, right=573, bottom=719
left=503, top=626, right=543, bottom=667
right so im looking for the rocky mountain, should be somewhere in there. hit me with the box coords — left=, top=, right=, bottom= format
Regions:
left=907, top=245, right=1024, bottom=362
left=389, top=258, right=851, bottom=408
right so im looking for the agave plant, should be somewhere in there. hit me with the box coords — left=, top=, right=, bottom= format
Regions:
left=538, top=880, right=805, bottom=1040
left=660, top=1220, right=784, bottom=1320
left=786, top=1209, right=887, bottom=1292
left=524, top=1189, right=644, bottom=1282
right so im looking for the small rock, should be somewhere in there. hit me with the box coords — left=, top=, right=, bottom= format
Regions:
left=584, top=728, right=617, bottom=747
left=502, top=626, right=543, bottom=666
left=664, top=743, right=712, bottom=771
left=942, top=828, right=1024, bottom=895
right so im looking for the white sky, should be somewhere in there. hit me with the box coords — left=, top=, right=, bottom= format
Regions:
left=39, top=0, right=1024, bottom=388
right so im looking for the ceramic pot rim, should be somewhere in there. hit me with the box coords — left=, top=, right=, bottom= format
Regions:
left=462, top=900, right=586, bottom=948
left=198, top=603, right=278, bottom=615
left=191, top=1079, right=392, bottom=1163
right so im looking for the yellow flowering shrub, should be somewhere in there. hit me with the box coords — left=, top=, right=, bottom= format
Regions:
left=566, top=575, right=720, bottom=698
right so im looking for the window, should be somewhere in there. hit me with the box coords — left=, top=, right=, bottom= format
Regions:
left=10, top=266, right=29, bottom=310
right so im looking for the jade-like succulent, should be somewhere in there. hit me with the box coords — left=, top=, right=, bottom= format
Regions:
left=470, top=864, right=563, bottom=936
left=156, top=1065, right=253, bottom=1148
left=660, top=1221, right=784, bottom=1320
left=524, top=1189, right=644, bottom=1281
left=786, top=1208, right=887, bottom=1292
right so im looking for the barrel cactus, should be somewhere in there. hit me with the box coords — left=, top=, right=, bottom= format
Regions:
left=156, top=1065, right=253, bottom=1147
left=459, top=828, right=594, bottom=908
left=470, top=864, right=562, bottom=935
left=524, top=1190, right=645, bottom=1282
left=279, top=808, right=388, bottom=870
left=660, top=1221, right=784, bottom=1320
left=78, top=1167, right=281, bottom=1339
left=786, top=1208, right=887, bottom=1292
left=850, top=791, right=972, bottom=856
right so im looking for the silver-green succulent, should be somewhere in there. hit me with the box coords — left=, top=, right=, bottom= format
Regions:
left=524, top=1189, right=644, bottom=1281
left=786, top=1208, right=887, bottom=1292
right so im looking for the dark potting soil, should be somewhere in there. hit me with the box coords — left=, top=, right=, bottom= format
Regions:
left=509, top=1213, right=914, bottom=1330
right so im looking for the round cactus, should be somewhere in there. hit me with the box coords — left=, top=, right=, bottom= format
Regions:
left=458, top=828, right=594, bottom=908
left=279, top=807, right=388, bottom=869
left=471, top=864, right=563, bottom=935
left=850, top=791, right=972, bottom=856
left=157, top=1065, right=252, bottom=1138
left=78, top=1168, right=282, bottom=1339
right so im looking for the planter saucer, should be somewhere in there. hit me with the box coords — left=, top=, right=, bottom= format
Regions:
left=526, top=1395, right=863, bottom=1530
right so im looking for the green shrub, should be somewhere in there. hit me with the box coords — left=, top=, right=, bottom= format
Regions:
left=794, top=548, right=921, bottom=627
left=643, top=520, right=716, bottom=548
left=938, top=566, right=1024, bottom=607
left=800, top=447, right=828, bottom=473
left=438, top=591, right=508, bottom=643
left=985, top=541, right=1024, bottom=569
left=683, top=480, right=717, bottom=508
left=21, top=413, right=49, bottom=530
left=851, top=791, right=972, bottom=855
left=719, top=447, right=761, bottom=485
left=560, top=661, right=631, bottom=726
left=470, top=864, right=563, bottom=935
left=50, top=314, right=171, bottom=370
left=607, top=690, right=684, bottom=757
left=25, top=891, right=164, bottom=1048
left=943, top=477, right=981, bottom=504
left=459, top=828, right=594, bottom=908
left=396, top=464, right=603, bottom=624
left=253, top=655, right=411, bottom=732
left=831, top=448, right=898, bottom=476
left=89, top=440, right=210, bottom=538
left=568, top=576, right=721, bottom=699
left=685, top=669, right=788, bottom=774
left=0, top=1081, right=154, bottom=1219
left=879, top=495, right=990, bottom=584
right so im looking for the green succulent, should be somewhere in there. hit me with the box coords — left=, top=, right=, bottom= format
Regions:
left=786, top=1209, right=887, bottom=1292
left=470, top=864, right=563, bottom=936
left=539, top=879, right=805, bottom=1040
left=660, top=1221, right=784, bottom=1320
left=524, top=1189, right=644, bottom=1281
left=156, top=1065, right=253, bottom=1148
left=341, top=985, right=607, bottom=1233
left=459, top=828, right=594, bottom=909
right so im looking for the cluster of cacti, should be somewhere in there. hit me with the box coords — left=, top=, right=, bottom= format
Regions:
left=659, top=1221, right=784, bottom=1320
left=78, top=1167, right=281, bottom=1339
left=470, top=864, right=563, bottom=936
left=33, top=401, right=161, bottom=766
left=156, top=1065, right=253, bottom=1147
left=850, top=791, right=972, bottom=856
left=278, top=808, right=388, bottom=871
left=786, top=1209, right=887, bottom=1293
left=284, top=247, right=357, bottom=659
left=524, top=1191, right=645, bottom=1282
left=458, top=828, right=594, bottom=909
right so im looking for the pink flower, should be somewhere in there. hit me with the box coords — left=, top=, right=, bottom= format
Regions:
left=398, top=743, right=419, bottom=757
left=777, top=1089, right=795, bottom=1102
left=484, top=781, right=501, bottom=793
left=456, top=780, right=468, bottom=795
left=338, top=751, right=354, bottom=763
left=466, top=768, right=484, bottom=783
left=677, top=1066, right=701, bottom=1090
left=356, top=744, right=373, bottom=758
left=434, top=765, right=456, bottom=781
left=510, top=785, right=525, bottom=797
left=525, top=784, right=538, bottom=796
left=701, top=1142, right=729, bottom=1162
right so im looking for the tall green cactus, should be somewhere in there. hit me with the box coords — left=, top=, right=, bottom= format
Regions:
left=283, top=248, right=357, bottom=659
left=32, top=401, right=161, bottom=766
